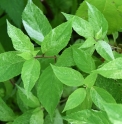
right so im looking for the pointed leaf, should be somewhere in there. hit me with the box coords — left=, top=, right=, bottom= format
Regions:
left=84, top=73, right=97, bottom=87
left=87, top=2, right=108, bottom=39
left=41, top=22, right=72, bottom=56
left=7, top=21, right=34, bottom=52
left=21, top=58, right=40, bottom=93
left=90, top=86, right=116, bottom=110
left=51, top=65, right=84, bottom=86
left=73, top=48, right=96, bottom=73
left=37, top=66, right=63, bottom=117
left=22, top=0, right=52, bottom=44
left=0, top=97, right=16, bottom=121
left=73, top=15, right=94, bottom=38
left=80, top=37, right=96, bottom=48
left=96, top=57, right=122, bottom=79
left=63, top=88, right=86, bottom=112
left=95, top=40, right=114, bottom=61
left=17, top=86, right=40, bottom=108
left=0, top=51, right=25, bottom=82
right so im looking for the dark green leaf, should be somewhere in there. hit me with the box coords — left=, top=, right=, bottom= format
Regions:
left=22, top=0, right=52, bottom=44
left=41, top=21, right=72, bottom=56
left=51, top=65, right=84, bottom=86
left=0, top=0, right=26, bottom=27
left=0, top=51, right=25, bottom=82
left=37, top=66, right=63, bottom=117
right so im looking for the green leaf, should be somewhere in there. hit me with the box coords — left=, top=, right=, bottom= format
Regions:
left=95, top=75, right=122, bottom=103
left=76, top=0, right=122, bottom=34
left=0, top=51, right=25, bottom=82
left=80, top=37, right=96, bottom=48
left=22, top=0, right=52, bottom=44
left=41, top=21, right=72, bottom=56
left=7, top=21, right=34, bottom=52
left=56, top=47, right=75, bottom=67
left=30, top=107, right=44, bottom=124
left=0, top=0, right=26, bottom=27
left=86, top=2, right=108, bottom=39
left=51, top=65, right=84, bottom=86
left=64, top=109, right=111, bottom=124
left=72, top=15, right=94, bottom=38
left=17, top=86, right=40, bottom=108
left=84, top=73, right=97, bottom=87
left=37, top=66, right=63, bottom=118
left=21, top=59, right=40, bottom=93
left=96, top=57, right=122, bottom=79
left=63, top=88, right=86, bottom=112
left=90, top=86, right=116, bottom=110
left=73, top=48, right=96, bottom=73
left=13, top=110, right=32, bottom=124
left=0, top=97, right=16, bottom=121
left=63, top=13, right=94, bottom=38
left=103, top=103, right=122, bottom=124
left=95, top=40, right=114, bottom=61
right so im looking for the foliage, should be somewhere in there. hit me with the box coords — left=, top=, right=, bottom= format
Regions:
left=0, top=0, right=122, bottom=124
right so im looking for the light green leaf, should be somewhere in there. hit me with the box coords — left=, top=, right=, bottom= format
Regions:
left=37, top=66, right=63, bottom=118
left=0, top=97, right=16, bottom=121
left=95, top=40, right=114, bottom=61
left=80, top=37, right=96, bottom=48
left=96, top=57, right=122, bottom=79
left=62, top=13, right=94, bottom=38
left=103, top=103, right=122, bottom=124
left=17, top=86, right=40, bottom=108
left=41, top=21, right=72, bottom=56
left=7, top=21, right=34, bottom=52
left=21, top=58, right=40, bottom=93
left=73, top=16, right=94, bottom=38
left=13, top=110, right=32, bottom=124
left=90, top=86, right=116, bottom=110
left=73, top=48, right=96, bottom=73
left=87, top=2, right=108, bottom=39
left=56, top=47, right=75, bottom=67
left=0, top=51, right=25, bottom=82
left=63, top=88, right=86, bottom=112
left=22, top=0, right=52, bottom=44
left=84, top=73, right=97, bottom=87
left=30, top=107, right=44, bottom=124
left=64, top=109, right=111, bottom=124
left=17, top=52, right=33, bottom=60
left=51, top=65, right=84, bottom=86
left=76, top=0, right=122, bottom=34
